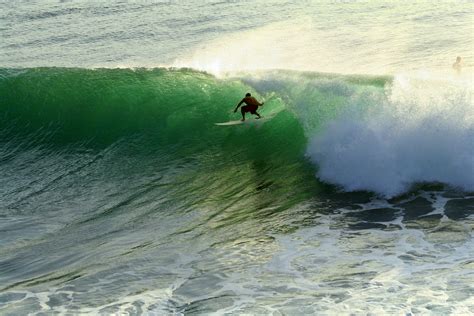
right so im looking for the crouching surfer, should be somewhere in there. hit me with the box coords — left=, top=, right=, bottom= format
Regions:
left=234, top=93, right=264, bottom=121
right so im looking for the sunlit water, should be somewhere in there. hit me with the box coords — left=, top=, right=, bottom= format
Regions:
left=2, top=1, right=473, bottom=74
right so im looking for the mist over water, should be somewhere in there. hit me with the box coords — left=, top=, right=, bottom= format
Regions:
left=1, top=1, right=473, bottom=314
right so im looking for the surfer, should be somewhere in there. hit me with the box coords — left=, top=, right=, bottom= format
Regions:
left=452, top=56, right=462, bottom=73
left=234, top=93, right=264, bottom=121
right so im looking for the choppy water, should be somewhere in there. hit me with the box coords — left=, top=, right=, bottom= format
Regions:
left=1, top=1, right=473, bottom=315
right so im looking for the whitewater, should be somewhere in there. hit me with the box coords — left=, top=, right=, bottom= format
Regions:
left=1, top=1, right=473, bottom=315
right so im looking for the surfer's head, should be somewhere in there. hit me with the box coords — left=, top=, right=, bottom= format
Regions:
left=245, top=93, right=251, bottom=97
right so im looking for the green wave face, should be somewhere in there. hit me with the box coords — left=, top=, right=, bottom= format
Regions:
left=0, top=68, right=237, bottom=143
left=0, top=68, right=309, bottom=155
left=0, top=67, right=320, bottom=220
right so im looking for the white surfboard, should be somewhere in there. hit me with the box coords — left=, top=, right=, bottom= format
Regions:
left=215, top=116, right=274, bottom=126
left=215, top=120, right=246, bottom=126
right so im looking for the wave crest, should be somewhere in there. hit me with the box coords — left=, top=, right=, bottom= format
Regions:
left=306, top=74, right=474, bottom=197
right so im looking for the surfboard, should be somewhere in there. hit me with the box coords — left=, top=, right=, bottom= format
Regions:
left=215, top=116, right=274, bottom=126
left=215, top=120, right=245, bottom=126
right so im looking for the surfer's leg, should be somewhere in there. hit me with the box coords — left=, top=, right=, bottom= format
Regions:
left=250, top=108, right=261, bottom=119
left=240, top=107, right=246, bottom=121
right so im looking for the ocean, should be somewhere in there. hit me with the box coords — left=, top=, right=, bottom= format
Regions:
left=1, top=1, right=473, bottom=314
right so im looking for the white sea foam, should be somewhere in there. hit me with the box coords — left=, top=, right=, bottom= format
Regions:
left=306, top=73, right=474, bottom=197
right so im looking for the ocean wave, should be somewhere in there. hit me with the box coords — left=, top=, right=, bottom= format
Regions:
left=1, top=67, right=472, bottom=197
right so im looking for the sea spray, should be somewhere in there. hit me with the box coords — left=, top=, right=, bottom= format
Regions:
left=306, top=73, right=474, bottom=197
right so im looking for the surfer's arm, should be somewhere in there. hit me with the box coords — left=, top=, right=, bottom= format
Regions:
left=234, top=99, right=244, bottom=112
